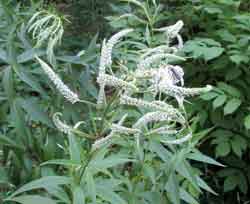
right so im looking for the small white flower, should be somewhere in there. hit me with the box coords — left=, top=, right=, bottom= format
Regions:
left=138, top=53, right=185, bottom=70
left=161, top=133, right=192, bottom=145
left=133, top=111, right=184, bottom=129
left=155, top=20, right=184, bottom=39
left=106, top=29, right=133, bottom=66
left=36, top=57, right=80, bottom=104
left=111, top=124, right=141, bottom=135
left=53, top=112, right=72, bottom=134
left=97, top=74, right=137, bottom=91
left=92, top=114, right=128, bottom=150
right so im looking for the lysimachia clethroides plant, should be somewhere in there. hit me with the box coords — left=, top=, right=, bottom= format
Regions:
left=6, top=20, right=219, bottom=204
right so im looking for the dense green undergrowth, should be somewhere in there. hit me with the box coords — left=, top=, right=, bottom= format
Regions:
left=0, top=0, right=250, bottom=204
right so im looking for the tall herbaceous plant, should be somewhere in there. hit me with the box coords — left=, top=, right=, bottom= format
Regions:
left=5, top=11, right=222, bottom=204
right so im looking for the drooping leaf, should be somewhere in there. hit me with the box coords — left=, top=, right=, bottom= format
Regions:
left=9, top=176, right=71, bottom=197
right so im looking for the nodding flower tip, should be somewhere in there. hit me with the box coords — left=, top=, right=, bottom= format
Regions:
left=36, top=57, right=80, bottom=104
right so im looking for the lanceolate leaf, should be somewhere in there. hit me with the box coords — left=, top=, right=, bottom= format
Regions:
left=9, top=176, right=71, bottom=197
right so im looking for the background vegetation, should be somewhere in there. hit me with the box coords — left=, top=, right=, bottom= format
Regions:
left=0, top=0, right=250, bottom=203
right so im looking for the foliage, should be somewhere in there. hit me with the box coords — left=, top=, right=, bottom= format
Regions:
left=0, top=0, right=249, bottom=203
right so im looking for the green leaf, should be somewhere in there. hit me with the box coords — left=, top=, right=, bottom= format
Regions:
left=73, top=186, right=85, bottom=204
left=180, top=188, right=199, bottom=204
left=238, top=173, right=248, bottom=194
left=19, top=98, right=52, bottom=127
left=217, top=82, right=241, bottom=98
left=17, top=49, right=45, bottom=63
left=85, top=170, right=96, bottom=203
left=0, top=134, right=24, bottom=149
left=231, top=136, right=247, bottom=158
left=0, top=48, right=8, bottom=62
left=223, top=98, right=242, bottom=115
left=9, top=176, right=71, bottom=197
left=5, top=195, right=56, bottom=204
left=213, top=95, right=227, bottom=109
left=203, top=47, right=224, bottom=61
left=68, top=133, right=81, bottom=163
left=90, top=154, right=134, bottom=170
left=41, top=159, right=81, bottom=166
left=223, top=175, right=238, bottom=192
left=165, top=173, right=180, bottom=204
left=14, top=65, right=47, bottom=96
left=225, top=68, right=242, bottom=81
left=197, top=176, right=217, bottom=195
left=188, top=151, right=224, bottom=167
left=244, top=115, right=250, bottom=129
left=230, top=55, right=249, bottom=65
left=215, top=142, right=231, bottom=157
left=200, top=92, right=218, bottom=100
left=3, top=66, right=14, bottom=101
left=216, top=29, right=236, bottom=43
left=96, top=185, right=127, bottom=204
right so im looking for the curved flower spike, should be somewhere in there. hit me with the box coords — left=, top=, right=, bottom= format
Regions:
left=36, top=57, right=80, bottom=104
left=106, top=29, right=133, bottom=66
left=53, top=112, right=72, bottom=134
left=92, top=114, right=128, bottom=150
left=161, top=133, right=192, bottom=145
left=155, top=20, right=184, bottom=39
left=133, top=111, right=185, bottom=129
left=138, top=53, right=185, bottom=70
left=97, top=74, right=138, bottom=91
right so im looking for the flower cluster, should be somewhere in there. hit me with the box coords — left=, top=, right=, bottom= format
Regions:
left=51, top=20, right=212, bottom=150
left=93, top=20, right=212, bottom=148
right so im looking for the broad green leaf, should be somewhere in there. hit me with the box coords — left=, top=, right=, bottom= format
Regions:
left=9, top=176, right=71, bottom=197
left=217, top=82, right=241, bottom=98
left=223, top=175, right=238, bottom=192
left=230, top=55, right=249, bottom=65
left=244, top=115, right=250, bottom=129
left=5, top=195, right=56, bottom=204
left=216, top=29, right=236, bottom=42
left=204, top=7, right=222, bottom=14
left=215, top=142, right=231, bottom=157
left=238, top=173, right=248, bottom=194
left=200, top=92, right=218, bottom=100
left=230, top=136, right=247, bottom=158
left=225, top=68, right=242, bottom=81
left=203, top=47, right=224, bottom=61
left=223, top=98, right=241, bottom=115
left=213, top=95, right=227, bottom=109
left=73, top=186, right=85, bottom=204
